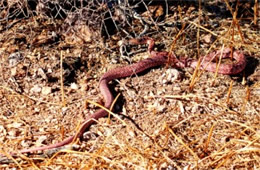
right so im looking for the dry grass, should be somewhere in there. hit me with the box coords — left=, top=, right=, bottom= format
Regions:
left=0, top=0, right=259, bottom=169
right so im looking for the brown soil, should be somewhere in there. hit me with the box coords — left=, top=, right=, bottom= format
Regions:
left=0, top=1, right=259, bottom=169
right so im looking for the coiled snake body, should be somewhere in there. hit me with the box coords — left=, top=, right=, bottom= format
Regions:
left=12, top=37, right=247, bottom=155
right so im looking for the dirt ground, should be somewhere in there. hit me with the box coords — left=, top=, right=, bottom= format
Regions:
left=0, top=1, right=260, bottom=169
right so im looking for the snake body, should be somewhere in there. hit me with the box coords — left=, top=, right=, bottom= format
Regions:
left=16, top=37, right=246, bottom=154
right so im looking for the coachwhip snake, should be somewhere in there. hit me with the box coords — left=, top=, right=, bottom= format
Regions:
left=5, top=37, right=247, bottom=156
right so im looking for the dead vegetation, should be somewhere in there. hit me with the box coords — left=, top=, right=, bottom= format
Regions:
left=0, top=0, right=259, bottom=169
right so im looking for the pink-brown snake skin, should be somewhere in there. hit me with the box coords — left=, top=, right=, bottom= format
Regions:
left=6, top=37, right=247, bottom=156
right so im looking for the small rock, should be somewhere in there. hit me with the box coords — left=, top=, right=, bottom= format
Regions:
left=31, top=85, right=42, bottom=93
left=21, top=139, right=31, bottom=148
left=178, top=101, right=185, bottom=114
left=34, top=107, right=40, bottom=113
left=161, top=68, right=180, bottom=84
left=38, top=68, right=47, bottom=80
left=0, top=125, right=7, bottom=140
left=61, top=107, right=69, bottom=115
left=47, top=68, right=52, bottom=73
left=159, top=162, right=168, bottom=169
left=70, top=82, right=78, bottom=90
left=128, top=129, right=136, bottom=138
left=10, top=67, right=17, bottom=76
left=36, top=136, right=48, bottom=146
left=83, top=131, right=97, bottom=141
left=7, top=122, right=22, bottom=128
left=8, top=130, right=19, bottom=138
left=8, top=52, right=23, bottom=67
left=80, top=82, right=88, bottom=91
left=202, top=34, right=213, bottom=43
left=147, top=100, right=166, bottom=113
left=41, top=86, right=52, bottom=95
left=71, top=144, right=80, bottom=150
